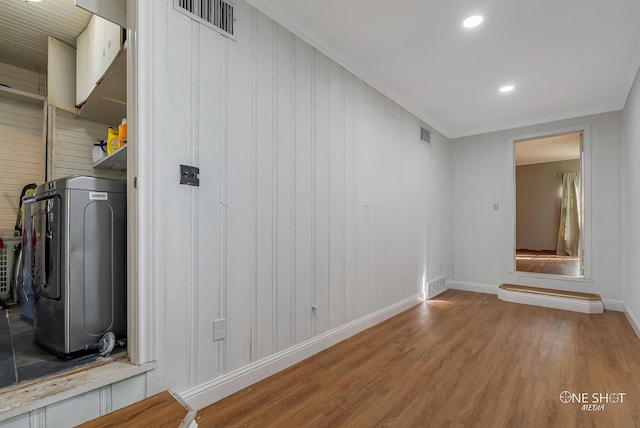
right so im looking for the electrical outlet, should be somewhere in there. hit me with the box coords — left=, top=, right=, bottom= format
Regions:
left=213, top=319, right=226, bottom=341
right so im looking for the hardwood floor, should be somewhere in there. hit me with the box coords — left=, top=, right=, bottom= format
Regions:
left=196, top=290, right=640, bottom=428
left=78, top=391, right=191, bottom=428
left=516, top=251, right=580, bottom=276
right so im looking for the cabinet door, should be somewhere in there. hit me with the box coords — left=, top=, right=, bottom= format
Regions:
left=100, top=19, right=122, bottom=82
left=76, top=15, right=121, bottom=106
left=76, top=15, right=104, bottom=106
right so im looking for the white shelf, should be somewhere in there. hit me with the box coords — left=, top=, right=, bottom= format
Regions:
left=93, top=145, right=127, bottom=170
left=0, top=85, right=46, bottom=106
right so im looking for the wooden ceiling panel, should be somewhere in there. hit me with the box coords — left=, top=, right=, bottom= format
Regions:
left=0, top=0, right=91, bottom=73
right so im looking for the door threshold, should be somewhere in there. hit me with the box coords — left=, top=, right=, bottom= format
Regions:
left=0, top=356, right=156, bottom=422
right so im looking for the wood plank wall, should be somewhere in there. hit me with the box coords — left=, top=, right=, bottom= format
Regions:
left=155, top=0, right=451, bottom=393
left=0, top=63, right=45, bottom=236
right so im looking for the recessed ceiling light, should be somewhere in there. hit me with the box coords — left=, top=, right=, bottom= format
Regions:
left=26, top=0, right=43, bottom=2
left=499, top=85, right=515, bottom=93
left=463, top=15, right=483, bottom=28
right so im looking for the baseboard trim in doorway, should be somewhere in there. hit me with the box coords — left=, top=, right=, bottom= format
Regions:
left=498, top=284, right=603, bottom=314
left=179, top=293, right=423, bottom=411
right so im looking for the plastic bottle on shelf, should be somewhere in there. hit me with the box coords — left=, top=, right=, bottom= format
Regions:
left=92, top=141, right=107, bottom=163
left=106, top=127, right=119, bottom=155
left=118, top=118, right=127, bottom=148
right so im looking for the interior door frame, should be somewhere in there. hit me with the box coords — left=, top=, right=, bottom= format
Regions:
left=127, top=0, right=156, bottom=366
left=505, top=124, right=593, bottom=290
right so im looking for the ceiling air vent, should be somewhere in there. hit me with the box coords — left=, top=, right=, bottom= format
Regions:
left=420, top=127, right=431, bottom=144
left=175, top=0, right=235, bottom=39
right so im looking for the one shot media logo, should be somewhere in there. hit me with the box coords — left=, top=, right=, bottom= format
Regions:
left=559, top=391, right=626, bottom=411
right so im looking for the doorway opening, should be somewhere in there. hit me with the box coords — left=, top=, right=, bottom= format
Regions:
left=514, top=131, right=584, bottom=278
left=0, top=0, right=140, bottom=393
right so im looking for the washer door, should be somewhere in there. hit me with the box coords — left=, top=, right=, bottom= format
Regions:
left=32, top=196, right=61, bottom=300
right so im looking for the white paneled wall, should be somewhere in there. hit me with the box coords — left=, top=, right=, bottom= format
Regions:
left=152, top=0, right=451, bottom=396
left=0, top=99, right=44, bottom=236
left=0, top=63, right=45, bottom=236
left=621, top=68, right=640, bottom=326
left=0, top=62, right=46, bottom=96
left=50, top=110, right=126, bottom=181
left=450, top=111, right=621, bottom=298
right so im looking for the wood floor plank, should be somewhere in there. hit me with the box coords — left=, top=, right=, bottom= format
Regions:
left=77, top=391, right=189, bottom=428
left=196, top=290, right=640, bottom=427
left=515, top=252, right=580, bottom=276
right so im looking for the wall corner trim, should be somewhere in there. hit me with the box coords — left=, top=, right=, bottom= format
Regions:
left=178, top=294, right=423, bottom=410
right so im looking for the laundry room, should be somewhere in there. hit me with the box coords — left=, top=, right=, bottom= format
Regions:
left=0, top=0, right=129, bottom=389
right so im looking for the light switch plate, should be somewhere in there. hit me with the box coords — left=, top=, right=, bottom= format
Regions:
left=213, top=319, right=226, bottom=341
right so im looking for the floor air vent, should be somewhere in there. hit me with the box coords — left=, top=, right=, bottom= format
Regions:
left=175, top=0, right=235, bottom=38
left=427, top=276, right=447, bottom=298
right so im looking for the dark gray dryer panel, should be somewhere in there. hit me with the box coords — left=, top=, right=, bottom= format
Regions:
left=32, top=196, right=61, bottom=300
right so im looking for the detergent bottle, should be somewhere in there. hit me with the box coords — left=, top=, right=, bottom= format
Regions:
left=106, top=127, right=119, bottom=155
left=118, top=118, right=127, bottom=148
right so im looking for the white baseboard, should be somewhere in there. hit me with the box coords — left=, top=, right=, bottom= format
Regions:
left=497, top=288, right=603, bottom=314
left=447, top=281, right=497, bottom=295
left=179, top=294, right=423, bottom=410
left=602, top=299, right=625, bottom=312
left=624, top=303, right=640, bottom=340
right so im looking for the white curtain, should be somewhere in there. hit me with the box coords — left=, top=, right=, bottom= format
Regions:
left=556, top=172, right=581, bottom=256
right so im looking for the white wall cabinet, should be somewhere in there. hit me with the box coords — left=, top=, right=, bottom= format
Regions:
left=48, top=14, right=125, bottom=126
left=47, top=37, right=76, bottom=114
left=76, top=14, right=123, bottom=107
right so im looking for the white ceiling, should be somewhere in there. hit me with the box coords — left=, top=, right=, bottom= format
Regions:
left=247, top=0, right=640, bottom=138
left=514, top=132, right=581, bottom=166
left=0, top=0, right=90, bottom=73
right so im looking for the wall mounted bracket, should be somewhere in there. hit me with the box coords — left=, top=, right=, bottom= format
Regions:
left=180, top=164, right=200, bottom=186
